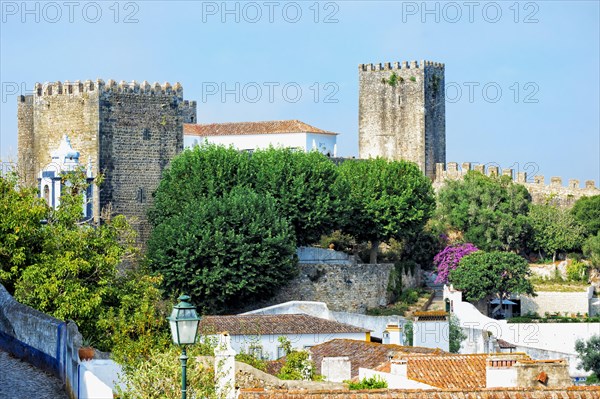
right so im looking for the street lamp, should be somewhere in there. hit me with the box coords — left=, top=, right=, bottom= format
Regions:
left=168, top=294, right=201, bottom=399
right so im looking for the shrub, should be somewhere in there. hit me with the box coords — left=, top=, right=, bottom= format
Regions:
left=566, top=260, right=589, bottom=282
left=347, top=375, right=388, bottom=390
left=116, top=345, right=217, bottom=399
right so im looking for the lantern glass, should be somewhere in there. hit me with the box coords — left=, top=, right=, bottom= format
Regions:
left=168, top=295, right=201, bottom=346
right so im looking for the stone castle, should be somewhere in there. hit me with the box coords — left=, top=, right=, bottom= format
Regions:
left=359, top=60, right=445, bottom=180
left=18, top=80, right=196, bottom=242
left=16, top=61, right=598, bottom=240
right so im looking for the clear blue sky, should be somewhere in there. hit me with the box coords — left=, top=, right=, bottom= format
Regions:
left=1, top=1, right=598, bottom=183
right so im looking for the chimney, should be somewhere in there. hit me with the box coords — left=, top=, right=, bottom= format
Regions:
left=390, top=359, right=408, bottom=376
left=383, top=324, right=403, bottom=345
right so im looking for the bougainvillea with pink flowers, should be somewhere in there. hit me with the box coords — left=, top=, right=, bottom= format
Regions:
left=434, top=243, right=479, bottom=284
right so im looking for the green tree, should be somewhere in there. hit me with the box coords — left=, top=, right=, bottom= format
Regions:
left=436, top=171, right=531, bottom=252
left=529, top=203, right=586, bottom=262
left=571, top=195, right=600, bottom=236
left=249, top=147, right=349, bottom=245
left=149, top=144, right=253, bottom=227
left=575, top=335, right=600, bottom=381
left=0, top=174, right=47, bottom=292
left=150, top=144, right=347, bottom=246
left=449, top=315, right=466, bottom=353
left=449, top=251, right=535, bottom=308
left=338, top=158, right=435, bottom=263
left=583, top=232, right=600, bottom=267
left=148, top=186, right=297, bottom=314
left=2, top=169, right=167, bottom=355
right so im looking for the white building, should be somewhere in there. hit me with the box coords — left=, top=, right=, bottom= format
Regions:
left=38, top=134, right=94, bottom=220
left=183, top=120, right=338, bottom=156
left=412, top=311, right=450, bottom=352
left=199, top=314, right=369, bottom=360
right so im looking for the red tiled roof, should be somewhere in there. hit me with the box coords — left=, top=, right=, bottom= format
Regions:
left=498, top=339, right=517, bottom=349
left=198, top=314, right=369, bottom=336
left=183, top=120, right=338, bottom=136
left=238, top=387, right=600, bottom=399
left=406, top=354, right=488, bottom=390
left=308, top=339, right=444, bottom=378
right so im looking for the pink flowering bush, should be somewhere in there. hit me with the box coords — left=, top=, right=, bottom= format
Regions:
left=434, top=243, right=479, bottom=284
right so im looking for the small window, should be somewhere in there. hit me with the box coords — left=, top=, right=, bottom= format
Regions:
left=136, top=187, right=146, bottom=203
left=277, top=346, right=286, bottom=359
left=249, top=345, right=262, bottom=359
left=143, top=128, right=151, bottom=140
left=190, top=116, right=195, bottom=122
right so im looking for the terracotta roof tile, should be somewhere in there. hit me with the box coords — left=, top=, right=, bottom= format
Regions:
left=308, top=339, right=445, bottom=378
left=198, top=314, right=369, bottom=336
left=497, top=339, right=517, bottom=349
left=184, top=120, right=338, bottom=136
left=237, top=386, right=600, bottom=399
left=406, top=354, right=488, bottom=390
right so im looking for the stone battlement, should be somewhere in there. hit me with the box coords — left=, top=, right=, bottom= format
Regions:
left=30, top=79, right=184, bottom=98
left=359, top=60, right=445, bottom=71
left=434, top=162, right=599, bottom=207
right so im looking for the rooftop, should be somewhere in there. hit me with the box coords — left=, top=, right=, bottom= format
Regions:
left=198, top=314, right=369, bottom=336
left=406, top=354, right=488, bottom=390
left=183, top=120, right=338, bottom=137
left=308, top=339, right=445, bottom=378
left=238, top=387, right=600, bottom=399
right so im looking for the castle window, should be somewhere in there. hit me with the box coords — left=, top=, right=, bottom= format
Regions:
left=136, top=187, right=146, bottom=203
left=143, top=128, right=151, bottom=140
left=190, top=116, right=195, bottom=122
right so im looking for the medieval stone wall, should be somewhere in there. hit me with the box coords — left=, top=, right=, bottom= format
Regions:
left=98, top=81, right=186, bottom=243
left=433, top=162, right=599, bottom=207
left=358, top=60, right=445, bottom=179
left=17, top=79, right=194, bottom=242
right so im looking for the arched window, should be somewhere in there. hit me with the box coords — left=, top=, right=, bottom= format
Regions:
left=44, top=185, right=50, bottom=204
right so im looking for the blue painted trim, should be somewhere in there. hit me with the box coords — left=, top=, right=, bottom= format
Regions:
left=77, top=363, right=81, bottom=399
left=0, top=330, right=60, bottom=377
left=56, top=322, right=65, bottom=365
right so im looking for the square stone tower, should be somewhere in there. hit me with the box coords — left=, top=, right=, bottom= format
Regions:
left=17, top=79, right=197, bottom=243
left=358, top=60, right=445, bottom=179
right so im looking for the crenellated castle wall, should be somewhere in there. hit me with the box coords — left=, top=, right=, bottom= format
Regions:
left=358, top=60, right=445, bottom=179
left=433, top=162, right=599, bottom=207
left=17, top=79, right=195, bottom=242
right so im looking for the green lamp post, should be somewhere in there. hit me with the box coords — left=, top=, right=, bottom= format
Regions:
left=168, top=295, right=201, bottom=399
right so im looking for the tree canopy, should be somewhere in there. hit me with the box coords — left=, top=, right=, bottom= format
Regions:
left=337, top=158, right=435, bottom=263
left=528, top=203, right=586, bottom=261
left=148, top=186, right=297, bottom=313
left=436, top=171, right=531, bottom=252
left=449, top=251, right=535, bottom=303
left=575, top=335, right=600, bottom=380
left=571, top=195, right=600, bottom=237
left=1, top=171, right=167, bottom=356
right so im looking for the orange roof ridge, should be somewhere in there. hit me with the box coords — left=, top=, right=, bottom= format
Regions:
left=183, top=120, right=338, bottom=136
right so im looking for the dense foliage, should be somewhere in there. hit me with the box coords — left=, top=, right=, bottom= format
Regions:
left=575, top=335, right=600, bottom=380
left=338, top=158, right=435, bottom=263
left=583, top=232, right=600, bottom=267
left=148, top=186, right=297, bottom=313
left=436, top=171, right=531, bottom=252
left=150, top=145, right=347, bottom=246
left=116, top=345, right=217, bottom=399
left=276, top=337, right=321, bottom=381
left=0, top=172, right=169, bottom=356
left=449, top=251, right=535, bottom=303
left=528, top=203, right=586, bottom=262
left=571, top=195, right=600, bottom=237
left=347, top=376, right=388, bottom=390
left=449, top=315, right=467, bottom=353
left=433, top=243, right=479, bottom=284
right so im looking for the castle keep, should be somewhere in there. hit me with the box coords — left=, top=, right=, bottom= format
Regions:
left=358, top=60, right=446, bottom=180
left=18, top=79, right=197, bottom=242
